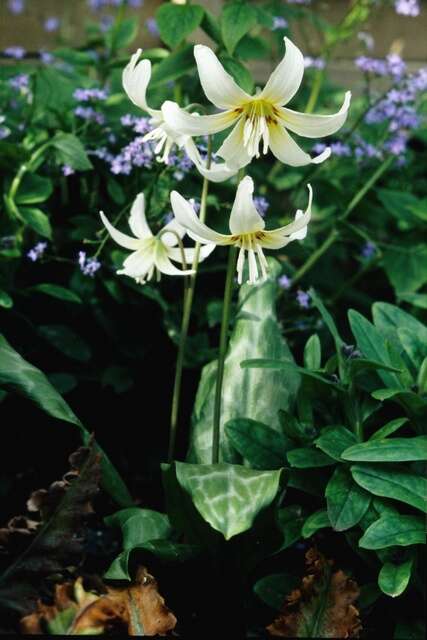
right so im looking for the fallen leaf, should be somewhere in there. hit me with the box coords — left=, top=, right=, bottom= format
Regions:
left=0, top=441, right=101, bottom=614
left=267, top=548, right=362, bottom=638
left=21, top=568, right=177, bottom=636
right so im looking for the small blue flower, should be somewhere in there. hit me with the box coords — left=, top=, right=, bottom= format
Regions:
left=296, top=289, right=310, bottom=308
left=278, top=274, right=292, bottom=290
left=27, top=242, right=47, bottom=262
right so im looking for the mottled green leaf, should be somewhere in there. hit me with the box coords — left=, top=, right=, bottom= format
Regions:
left=175, top=462, right=283, bottom=540
left=189, top=260, right=299, bottom=463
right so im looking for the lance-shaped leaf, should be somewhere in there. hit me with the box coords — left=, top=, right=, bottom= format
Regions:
left=302, top=510, right=331, bottom=539
left=225, top=418, right=292, bottom=469
left=189, top=259, right=299, bottom=463
left=0, top=333, right=132, bottom=507
left=350, top=464, right=427, bottom=513
left=342, top=436, right=427, bottom=463
left=174, top=462, right=283, bottom=540
left=359, top=515, right=425, bottom=550
left=315, top=426, right=358, bottom=461
left=267, top=548, right=362, bottom=637
left=326, top=467, right=371, bottom=531
left=369, top=417, right=408, bottom=441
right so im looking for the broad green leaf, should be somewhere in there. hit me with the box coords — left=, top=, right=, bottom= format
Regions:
left=30, top=284, right=82, bottom=304
left=418, top=357, right=427, bottom=394
left=254, top=573, right=299, bottom=611
left=18, top=206, right=52, bottom=239
left=342, top=436, right=427, bottom=462
left=369, top=417, right=408, bottom=441
left=398, top=293, right=427, bottom=309
left=15, top=173, right=53, bottom=205
left=52, top=133, right=93, bottom=171
left=287, top=448, right=335, bottom=468
left=235, top=34, right=270, bottom=60
left=34, top=67, right=75, bottom=115
left=174, top=462, right=283, bottom=540
left=348, top=310, right=407, bottom=389
left=105, top=508, right=172, bottom=550
left=201, top=9, right=222, bottom=44
left=106, top=17, right=138, bottom=50
left=302, top=510, right=331, bottom=538
left=383, top=245, right=427, bottom=294
left=156, top=3, right=204, bottom=49
left=189, top=259, right=299, bottom=463
left=105, top=542, right=199, bottom=580
left=279, top=410, right=317, bottom=444
left=377, top=189, right=420, bottom=227
left=221, top=1, right=258, bottom=54
left=288, top=468, right=329, bottom=497
left=351, top=464, right=427, bottom=513
left=326, top=467, right=371, bottom=531
left=373, top=302, right=427, bottom=360
left=0, top=290, right=13, bottom=309
left=315, top=426, right=357, bottom=461
left=398, top=328, right=427, bottom=370
left=39, top=325, right=91, bottom=362
left=48, top=372, right=77, bottom=395
left=150, top=45, right=194, bottom=88
left=0, top=334, right=132, bottom=507
left=348, top=358, right=402, bottom=377
left=303, top=334, right=321, bottom=370
left=370, top=388, right=427, bottom=414
left=359, top=515, right=425, bottom=549
left=379, top=555, right=414, bottom=597
left=225, top=418, right=292, bottom=469
left=219, top=55, right=254, bottom=93
left=276, top=505, right=305, bottom=550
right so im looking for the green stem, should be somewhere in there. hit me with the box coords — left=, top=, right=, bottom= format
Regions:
left=305, top=67, right=326, bottom=114
left=212, top=246, right=237, bottom=464
left=167, top=139, right=212, bottom=462
left=292, top=155, right=394, bottom=286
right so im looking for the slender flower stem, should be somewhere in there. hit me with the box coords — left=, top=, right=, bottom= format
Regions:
left=167, top=139, right=212, bottom=462
left=212, top=246, right=237, bottom=464
left=292, top=155, right=394, bottom=286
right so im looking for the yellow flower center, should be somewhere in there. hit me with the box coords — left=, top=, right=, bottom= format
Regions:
left=233, top=99, right=280, bottom=158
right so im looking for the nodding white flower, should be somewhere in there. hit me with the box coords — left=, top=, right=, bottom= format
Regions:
left=162, top=37, right=351, bottom=170
left=122, top=49, right=237, bottom=182
left=100, top=193, right=214, bottom=284
left=171, top=176, right=312, bottom=285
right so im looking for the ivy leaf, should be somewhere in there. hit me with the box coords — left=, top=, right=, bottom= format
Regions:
left=326, top=467, right=371, bottom=531
left=156, top=3, right=204, bottom=49
left=174, top=462, right=283, bottom=540
left=359, top=515, right=425, bottom=549
left=221, top=1, right=258, bottom=55
left=350, top=464, right=427, bottom=513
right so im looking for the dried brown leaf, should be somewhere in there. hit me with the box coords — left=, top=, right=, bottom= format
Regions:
left=267, top=548, right=362, bottom=638
left=21, top=568, right=177, bottom=636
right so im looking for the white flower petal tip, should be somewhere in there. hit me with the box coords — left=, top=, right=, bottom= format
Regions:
left=312, top=147, right=331, bottom=164
left=122, top=49, right=158, bottom=118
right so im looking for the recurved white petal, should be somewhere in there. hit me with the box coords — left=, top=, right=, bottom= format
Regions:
left=216, top=118, right=253, bottom=169
left=269, top=124, right=331, bottom=166
left=184, top=140, right=238, bottom=183
left=161, top=101, right=237, bottom=137
left=194, top=44, right=251, bottom=109
left=280, top=91, right=351, bottom=138
left=229, top=176, right=265, bottom=235
left=100, top=211, right=141, bottom=250
left=168, top=243, right=216, bottom=265
left=161, top=218, right=186, bottom=247
left=128, top=193, right=152, bottom=239
left=170, top=191, right=231, bottom=245
left=289, top=210, right=308, bottom=240
left=155, top=244, right=194, bottom=276
left=259, top=184, right=312, bottom=249
left=260, top=37, right=304, bottom=106
left=122, top=49, right=159, bottom=118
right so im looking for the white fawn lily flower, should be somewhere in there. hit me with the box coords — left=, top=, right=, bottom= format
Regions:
left=122, top=49, right=237, bottom=182
left=171, top=176, right=312, bottom=285
left=100, top=193, right=214, bottom=284
left=162, top=37, right=351, bottom=170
